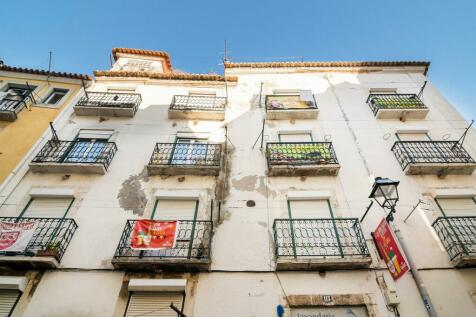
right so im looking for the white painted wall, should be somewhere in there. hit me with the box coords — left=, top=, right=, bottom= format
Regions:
left=1, top=63, right=475, bottom=316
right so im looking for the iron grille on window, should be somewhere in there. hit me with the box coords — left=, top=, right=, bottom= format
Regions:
left=149, top=143, right=222, bottom=166
left=0, top=217, right=77, bottom=261
left=32, top=140, right=117, bottom=170
left=114, top=220, right=212, bottom=260
left=170, top=95, right=227, bottom=112
left=391, top=141, right=475, bottom=171
left=267, top=142, right=338, bottom=166
left=75, top=92, right=142, bottom=110
left=273, top=218, right=370, bottom=258
left=432, top=216, right=476, bottom=261
left=367, top=94, right=426, bottom=115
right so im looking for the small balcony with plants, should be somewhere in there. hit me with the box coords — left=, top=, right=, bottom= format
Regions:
left=29, top=140, right=118, bottom=174
left=266, top=142, right=340, bottom=176
left=391, top=141, right=476, bottom=176
left=265, top=94, right=318, bottom=120
left=273, top=218, right=371, bottom=270
left=147, top=142, right=222, bottom=176
left=432, top=216, right=476, bottom=267
left=366, top=93, right=429, bottom=120
left=73, top=91, right=142, bottom=117
left=168, top=95, right=227, bottom=120
left=0, top=217, right=78, bottom=269
left=112, top=220, right=213, bottom=271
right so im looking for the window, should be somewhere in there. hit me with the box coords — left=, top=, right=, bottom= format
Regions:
left=171, top=137, right=208, bottom=165
left=369, top=88, right=397, bottom=94
left=19, top=197, right=74, bottom=218
left=396, top=132, right=431, bottom=141
left=0, top=290, right=21, bottom=316
left=278, top=132, right=313, bottom=142
left=288, top=199, right=333, bottom=219
left=435, top=197, right=476, bottom=217
left=64, top=130, right=113, bottom=163
left=125, top=292, right=184, bottom=317
left=44, top=88, right=69, bottom=105
left=151, top=199, right=199, bottom=221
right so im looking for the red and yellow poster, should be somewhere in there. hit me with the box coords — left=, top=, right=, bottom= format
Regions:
left=374, top=219, right=409, bottom=280
left=130, top=220, right=178, bottom=250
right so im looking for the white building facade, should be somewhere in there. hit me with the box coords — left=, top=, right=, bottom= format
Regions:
left=0, top=48, right=475, bottom=317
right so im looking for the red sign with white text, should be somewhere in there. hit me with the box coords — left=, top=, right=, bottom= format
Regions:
left=374, top=219, right=409, bottom=280
left=130, top=220, right=178, bottom=250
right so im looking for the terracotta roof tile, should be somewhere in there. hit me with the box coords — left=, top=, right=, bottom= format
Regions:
left=93, top=70, right=237, bottom=82
left=0, top=64, right=90, bottom=80
left=112, top=48, right=172, bottom=71
left=224, top=61, right=430, bottom=74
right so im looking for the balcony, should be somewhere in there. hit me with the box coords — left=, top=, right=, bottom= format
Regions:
left=266, top=142, right=340, bottom=176
left=147, top=143, right=222, bottom=176
left=29, top=140, right=117, bottom=174
left=367, top=94, right=429, bottom=120
left=432, top=217, right=476, bottom=267
left=0, top=94, right=32, bottom=121
left=112, top=220, right=212, bottom=272
left=168, top=95, right=227, bottom=120
left=273, top=218, right=371, bottom=270
left=0, top=217, right=77, bottom=269
left=265, top=95, right=318, bottom=120
left=73, top=92, right=142, bottom=117
left=391, top=141, right=476, bottom=175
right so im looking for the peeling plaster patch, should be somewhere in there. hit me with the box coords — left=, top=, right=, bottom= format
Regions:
left=267, top=121, right=277, bottom=128
left=257, top=176, right=276, bottom=198
left=232, top=175, right=258, bottom=192
left=117, top=171, right=147, bottom=216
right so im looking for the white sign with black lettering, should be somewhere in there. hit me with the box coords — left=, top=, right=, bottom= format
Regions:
left=291, top=306, right=369, bottom=317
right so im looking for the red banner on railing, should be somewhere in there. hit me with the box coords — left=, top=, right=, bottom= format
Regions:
left=373, top=219, right=409, bottom=280
left=130, top=220, right=178, bottom=250
left=0, top=221, right=37, bottom=252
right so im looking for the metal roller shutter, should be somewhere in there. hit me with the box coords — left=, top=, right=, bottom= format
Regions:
left=289, top=200, right=331, bottom=219
left=279, top=133, right=312, bottom=142
left=437, top=198, right=476, bottom=217
left=125, top=292, right=183, bottom=317
left=153, top=200, right=197, bottom=221
left=22, top=198, right=73, bottom=218
left=0, top=290, right=20, bottom=317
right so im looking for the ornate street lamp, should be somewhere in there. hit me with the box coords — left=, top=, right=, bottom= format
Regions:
left=369, top=177, right=400, bottom=222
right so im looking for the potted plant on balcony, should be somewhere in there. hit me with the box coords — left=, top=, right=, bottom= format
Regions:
left=36, top=241, right=61, bottom=258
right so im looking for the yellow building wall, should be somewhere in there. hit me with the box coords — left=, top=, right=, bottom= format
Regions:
left=0, top=75, right=83, bottom=184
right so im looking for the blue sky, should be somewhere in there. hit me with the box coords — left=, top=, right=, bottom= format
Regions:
left=1, top=0, right=474, bottom=118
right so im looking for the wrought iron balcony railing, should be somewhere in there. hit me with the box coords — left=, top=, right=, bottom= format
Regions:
left=391, top=141, right=475, bottom=171
left=432, top=216, right=476, bottom=263
left=267, top=142, right=338, bottom=166
left=265, top=95, right=317, bottom=111
left=367, top=93, right=426, bottom=115
left=0, top=217, right=77, bottom=261
left=0, top=95, right=32, bottom=113
left=149, top=143, right=222, bottom=167
left=170, top=95, right=227, bottom=112
left=75, top=92, right=142, bottom=110
left=113, top=220, right=212, bottom=260
left=273, top=218, right=370, bottom=258
left=31, top=140, right=117, bottom=170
